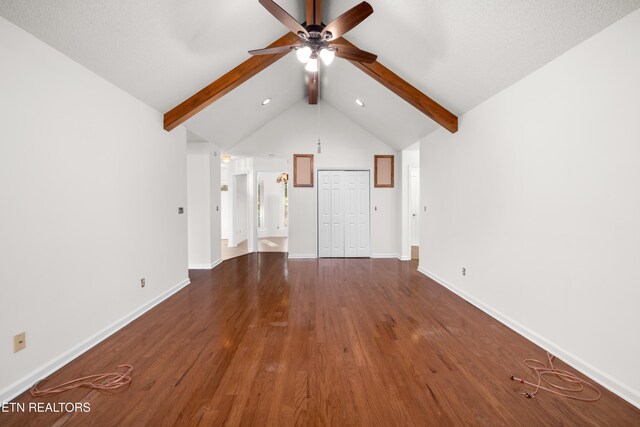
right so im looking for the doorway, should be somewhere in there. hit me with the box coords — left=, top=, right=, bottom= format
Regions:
left=221, top=172, right=250, bottom=260
left=409, top=167, right=420, bottom=260
left=256, top=171, right=289, bottom=253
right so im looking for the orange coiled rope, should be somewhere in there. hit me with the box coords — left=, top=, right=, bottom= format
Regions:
left=30, top=364, right=133, bottom=397
left=510, top=353, right=600, bottom=401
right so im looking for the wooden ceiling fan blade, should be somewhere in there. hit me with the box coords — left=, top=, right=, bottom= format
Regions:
left=321, top=2, right=373, bottom=40
left=331, top=44, right=377, bottom=63
left=259, top=0, right=308, bottom=37
left=249, top=45, right=300, bottom=56
left=307, top=68, right=319, bottom=104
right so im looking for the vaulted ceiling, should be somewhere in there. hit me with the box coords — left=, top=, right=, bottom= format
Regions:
left=1, top=0, right=639, bottom=150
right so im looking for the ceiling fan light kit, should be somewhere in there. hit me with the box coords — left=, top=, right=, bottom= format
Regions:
left=296, top=46, right=312, bottom=63
left=305, top=57, right=319, bottom=72
left=296, top=45, right=334, bottom=66
left=319, top=48, right=335, bottom=65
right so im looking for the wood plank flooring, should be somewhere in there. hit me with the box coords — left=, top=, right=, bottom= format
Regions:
left=2, top=254, right=639, bottom=426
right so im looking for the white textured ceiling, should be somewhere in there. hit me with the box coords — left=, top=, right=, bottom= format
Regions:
left=185, top=53, right=305, bottom=147
left=1, top=0, right=639, bottom=150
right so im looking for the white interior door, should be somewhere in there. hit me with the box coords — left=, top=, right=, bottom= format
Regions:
left=318, top=172, right=332, bottom=257
left=318, top=170, right=370, bottom=258
left=409, top=168, right=420, bottom=246
left=356, top=171, right=370, bottom=257
left=345, top=172, right=358, bottom=257
left=330, top=172, right=344, bottom=257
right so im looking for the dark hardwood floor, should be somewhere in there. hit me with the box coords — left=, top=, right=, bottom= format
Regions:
left=2, top=254, right=639, bottom=426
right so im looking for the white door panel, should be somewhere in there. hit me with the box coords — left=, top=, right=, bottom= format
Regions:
left=344, top=171, right=357, bottom=257
left=318, top=170, right=370, bottom=258
left=356, top=171, right=370, bottom=257
left=318, top=171, right=332, bottom=257
left=330, top=172, right=344, bottom=257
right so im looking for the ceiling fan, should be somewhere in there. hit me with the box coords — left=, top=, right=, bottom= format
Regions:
left=163, top=0, right=458, bottom=133
left=249, top=0, right=378, bottom=77
left=248, top=0, right=377, bottom=104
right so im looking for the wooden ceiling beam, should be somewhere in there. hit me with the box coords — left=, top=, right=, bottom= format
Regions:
left=308, top=69, right=319, bottom=104
left=164, top=29, right=458, bottom=133
left=332, top=37, right=458, bottom=133
left=163, top=32, right=300, bottom=131
left=306, top=0, right=322, bottom=26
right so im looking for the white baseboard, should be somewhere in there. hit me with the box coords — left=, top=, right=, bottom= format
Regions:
left=416, top=267, right=640, bottom=409
left=288, top=254, right=317, bottom=259
left=257, top=233, right=288, bottom=239
left=189, top=263, right=211, bottom=269
left=0, top=277, right=191, bottom=404
left=398, top=255, right=411, bottom=261
left=287, top=254, right=404, bottom=260
left=371, top=254, right=400, bottom=259
left=189, top=258, right=223, bottom=270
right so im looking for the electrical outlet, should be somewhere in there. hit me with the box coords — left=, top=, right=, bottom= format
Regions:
left=13, top=332, right=26, bottom=353
left=141, top=278, right=146, bottom=288
left=462, top=267, right=466, bottom=276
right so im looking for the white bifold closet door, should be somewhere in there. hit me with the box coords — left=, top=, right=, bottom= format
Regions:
left=318, top=171, right=370, bottom=258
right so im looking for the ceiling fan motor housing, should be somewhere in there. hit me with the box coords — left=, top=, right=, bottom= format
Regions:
left=300, top=25, right=333, bottom=54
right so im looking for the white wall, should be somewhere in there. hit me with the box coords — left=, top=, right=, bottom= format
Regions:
left=253, top=157, right=289, bottom=172
left=187, top=142, right=221, bottom=268
left=187, top=143, right=211, bottom=266
left=0, top=17, right=188, bottom=401
left=209, top=149, right=222, bottom=264
left=419, top=9, right=640, bottom=407
left=232, top=102, right=400, bottom=258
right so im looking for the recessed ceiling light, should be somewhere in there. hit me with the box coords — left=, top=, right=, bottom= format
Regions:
left=355, top=99, right=365, bottom=107
left=262, top=98, right=271, bottom=106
